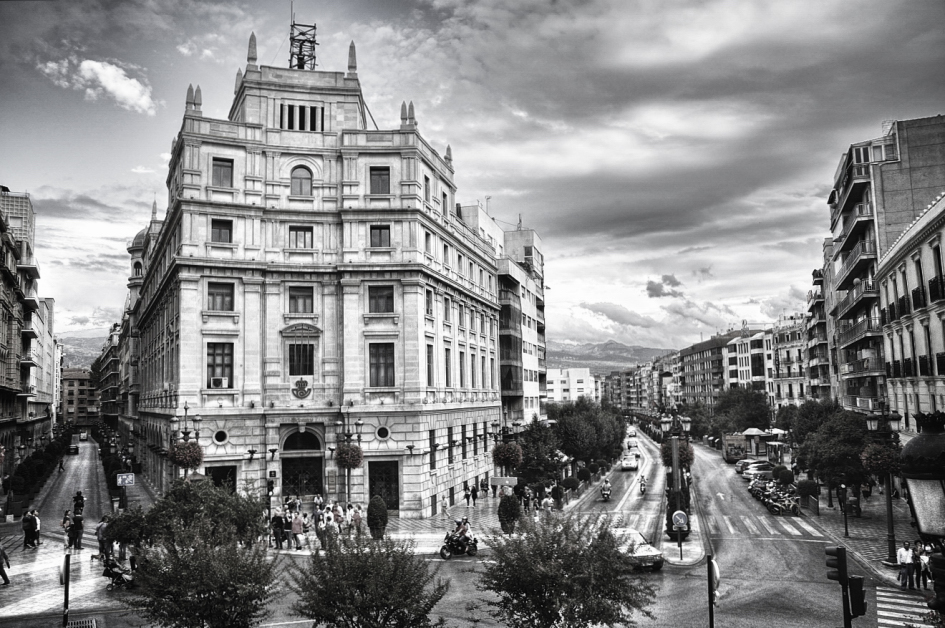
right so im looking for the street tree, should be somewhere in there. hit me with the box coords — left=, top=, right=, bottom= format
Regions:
left=290, top=535, right=449, bottom=628
left=774, top=404, right=798, bottom=433
left=552, top=400, right=625, bottom=462
left=124, top=480, right=279, bottom=628
left=478, top=514, right=656, bottom=628
left=792, top=399, right=841, bottom=449
left=517, top=418, right=561, bottom=483
left=713, top=387, right=770, bottom=435
left=801, top=410, right=870, bottom=491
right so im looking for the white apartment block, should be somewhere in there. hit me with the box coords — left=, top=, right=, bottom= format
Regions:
left=547, top=368, right=598, bottom=403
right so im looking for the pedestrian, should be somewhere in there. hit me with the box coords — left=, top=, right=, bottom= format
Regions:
left=0, top=539, right=10, bottom=585
left=522, top=487, right=531, bottom=514
left=72, top=512, right=84, bottom=550
left=34, top=510, right=42, bottom=546
left=73, top=491, right=85, bottom=516
left=345, top=504, right=356, bottom=536
left=301, top=513, right=312, bottom=549
left=480, top=478, right=489, bottom=497
left=22, top=509, right=36, bottom=549
left=464, top=486, right=471, bottom=508
left=58, top=458, right=64, bottom=473
left=491, top=482, right=497, bottom=498
left=291, top=513, right=304, bottom=550
left=352, top=505, right=363, bottom=537
left=271, top=509, right=285, bottom=550
left=61, top=510, right=72, bottom=549
left=283, top=511, right=293, bottom=547
left=313, top=493, right=323, bottom=514
left=897, top=541, right=915, bottom=590
left=94, top=516, right=110, bottom=561
left=919, top=545, right=933, bottom=591
left=471, top=484, right=479, bottom=508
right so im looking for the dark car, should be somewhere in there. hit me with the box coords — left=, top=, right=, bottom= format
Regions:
left=68, top=445, right=79, bottom=455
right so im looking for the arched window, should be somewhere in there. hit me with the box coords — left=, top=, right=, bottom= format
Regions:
left=291, top=166, right=312, bottom=196
left=283, top=430, right=321, bottom=451
left=133, top=262, right=142, bottom=276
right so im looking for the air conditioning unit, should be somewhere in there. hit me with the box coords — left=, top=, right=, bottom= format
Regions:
left=210, top=377, right=229, bottom=389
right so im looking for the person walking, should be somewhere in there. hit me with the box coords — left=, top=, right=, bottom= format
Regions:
left=291, top=513, right=304, bottom=550
left=22, top=510, right=36, bottom=549
left=480, top=478, right=489, bottom=498
left=72, top=512, right=84, bottom=550
left=441, top=494, right=449, bottom=519
left=463, top=486, right=471, bottom=508
left=0, top=540, right=10, bottom=585
left=271, top=509, right=285, bottom=550
left=94, top=516, right=110, bottom=561
left=471, top=484, right=479, bottom=508
left=352, top=504, right=363, bottom=537
left=61, top=510, right=72, bottom=549
left=919, top=545, right=933, bottom=590
left=898, top=541, right=916, bottom=590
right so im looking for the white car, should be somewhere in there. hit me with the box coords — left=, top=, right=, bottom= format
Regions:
left=628, top=428, right=637, bottom=437
left=618, top=528, right=664, bottom=571
left=627, top=439, right=639, bottom=449
left=620, top=457, right=639, bottom=471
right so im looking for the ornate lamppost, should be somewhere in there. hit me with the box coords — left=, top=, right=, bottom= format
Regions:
left=660, top=408, right=692, bottom=543
left=336, top=400, right=362, bottom=504
left=900, top=411, right=945, bottom=612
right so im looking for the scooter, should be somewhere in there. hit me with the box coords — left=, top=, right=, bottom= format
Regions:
left=639, top=481, right=647, bottom=495
left=601, top=487, right=612, bottom=502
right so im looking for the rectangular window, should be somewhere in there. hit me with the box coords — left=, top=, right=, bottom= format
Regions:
left=289, top=344, right=315, bottom=376
left=369, top=167, right=390, bottom=195
left=424, top=175, right=431, bottom=202
left=425, top=231, right=432, bottom=254
left=211, top=158, right=233, bottom=188
left=442, top=192, right=448, bottom=212
left=444, top=297, right=451, bottom=322
left=289, top=286, right=314, bottom=313
left=369, top=286, right=395, bottom=313
left=369, top=343, right=395, bottom=387
left=471, top=352, right=477, bottom=388
left=207, top=343, right=233, bottom=388
left=429, top=429, right=436, bottom=470
left=445, top=347, right=452, bottom=387
left=426, top=344, right=434, bottom=386
left=207, top=282, right=234, bottom=311
left=425, top=290, right=434, bottom=316
left=458, top=304, right=465, bottom=328
left=457, top=254, right=464, bottom=275
left=459, top=350, right=466, bottom=387
left=447, top=426, right=454, bottom=464
left=370, top=225, right=391, bottom=248
left=443, top=244, right=450, bottom=267
left=211, top=219, right=232, bottom=243
left=289, top=226, right=314, bottom=249
left=481, top=356, right=486, bottom=390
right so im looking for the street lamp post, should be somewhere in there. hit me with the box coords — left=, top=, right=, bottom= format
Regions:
left=865, top=401, right=901, bottom=566
left=660, top=408, right=692, bottom=543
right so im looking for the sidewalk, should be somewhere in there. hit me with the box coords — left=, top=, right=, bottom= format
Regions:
left=801, top=487, right=915, bottom=588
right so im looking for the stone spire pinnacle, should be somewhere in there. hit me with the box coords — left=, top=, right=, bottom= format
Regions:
left=234, top=68, right=243, bottom=95
left=400, top=101, right=407, bottom=123
left=347, top=41, right=357, bottom=77
left=151, top=198, right=157, bottom=220
left=186, top=84, right=194, bottom=110
left=445, top=144, right=452, bottom=166
left=408, top=101, right=415, bottom=124
left=193, top=85, right=202, bottom=110
left=248, top=32, right=257, bottom=64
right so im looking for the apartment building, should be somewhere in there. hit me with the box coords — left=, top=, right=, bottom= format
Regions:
left=678, top=331, right=746, bottom=412
left=806, top=266, right=832, bottom=402
left=824, top=115, right=945, bottom=417
left=878, top=192, right=945, bottom=437
left=771, top=314, right=808, bottom=412
left=547, top=367, right=598, bottom=403
left=60, top=368, right=99, bottom=427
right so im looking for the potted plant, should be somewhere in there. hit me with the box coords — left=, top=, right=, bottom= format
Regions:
left=497, top=494, right=522, bottom=534
left=367, top=495, right=388, bottom=539
left=797, top=479, right=818, bottom=508
left=492, top=442, right=523, bottom=474
left=168, top=441, right=203, bottom=475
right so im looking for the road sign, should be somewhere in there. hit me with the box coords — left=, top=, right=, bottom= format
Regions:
left=672, top=510, right=688, bottom=528
left=490, top=477, right=518, bottom=486
left=116, top=473, right=135, bottom=487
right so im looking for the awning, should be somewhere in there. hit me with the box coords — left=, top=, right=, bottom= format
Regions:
left=765, top=441, right=787, bottom=447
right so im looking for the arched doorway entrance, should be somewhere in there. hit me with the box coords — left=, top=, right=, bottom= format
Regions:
left=280, top=429, right=324, bottom=499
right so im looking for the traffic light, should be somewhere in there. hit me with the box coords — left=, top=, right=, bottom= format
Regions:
left=826, top=545, right=848, bottom=585
left=848, top=575, right=867, bottom=618
left=267, top=479, right=274, bottom=495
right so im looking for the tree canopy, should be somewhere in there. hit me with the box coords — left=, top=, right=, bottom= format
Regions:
left=712, top=387, right=770, bottom=435
left=516, top=419, right=562, bottom=483
left=551, top=399, right=625, bottom=462
left=478, top=513, right=656, bottom=628
left=801, top=410, right=870, bottom=488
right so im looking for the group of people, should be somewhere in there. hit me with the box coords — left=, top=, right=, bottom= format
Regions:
left=896, top=540, right=937, bottom=591
left=270, top=499, right=365, bottom=551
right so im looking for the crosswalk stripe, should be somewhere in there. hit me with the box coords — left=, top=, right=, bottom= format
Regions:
left=777, top=519, right=802, bottom=536
left=792, top=518, right=823, bottom=537
left=721, top=516, right=737, bottom=534
left=626, top=514, right=641, bottom=529
left=756, top=516, right=778, bottom=535
left=740, top=516, right=759, bottom=535
left=875, top=586, right=934, bottom=627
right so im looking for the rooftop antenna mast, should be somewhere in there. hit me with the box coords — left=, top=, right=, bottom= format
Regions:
left=289, top=3, right=318, bottom=70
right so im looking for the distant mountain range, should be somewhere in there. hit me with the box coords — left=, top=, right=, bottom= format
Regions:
left=546, top=340, right=671, bottom=375
left=59, top=332, right=109, bottom=368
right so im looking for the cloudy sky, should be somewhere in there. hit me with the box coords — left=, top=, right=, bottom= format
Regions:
left=1, top=0, right=944, bottom=348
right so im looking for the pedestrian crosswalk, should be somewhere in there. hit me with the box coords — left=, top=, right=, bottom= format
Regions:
left=702, top=512, right=824, bottom=539
left=876, top=585, right=935, bottom=627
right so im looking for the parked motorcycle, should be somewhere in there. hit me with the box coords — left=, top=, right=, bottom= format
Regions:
left=439, top=533, right=478, bottom=559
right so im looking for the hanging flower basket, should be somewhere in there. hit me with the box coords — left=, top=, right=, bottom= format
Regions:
left=336, top=443, right=363, bottom=469
left=168, top=441, right=203, bottom=470
left=492, top=442, right=523, bottom=470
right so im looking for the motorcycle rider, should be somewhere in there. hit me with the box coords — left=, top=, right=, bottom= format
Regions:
left=601, top=478, right=612, bottom=498
left=451, top=517, right=470, bottom=551
left=639, top=476, right=647, bottom=493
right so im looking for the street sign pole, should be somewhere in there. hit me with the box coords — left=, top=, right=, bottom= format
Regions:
left=61, top=553, right=70, bottom=627
left=707, top=553, right=717, bottom=628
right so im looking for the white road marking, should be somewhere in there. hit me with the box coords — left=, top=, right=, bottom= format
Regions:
left=740, top=516, right=759, bottom=535
left=791, top=518, right=823, bottom=537
left=756, top=516, right=778, bottom=535
left=777, top=520, right=802, bottom=536
left=721, top=516, right=737, bottom=534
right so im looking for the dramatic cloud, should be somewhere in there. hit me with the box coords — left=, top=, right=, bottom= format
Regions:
left=36, top=55, right=158, bottom=115
left=580, top=302, right=659, bottom=328
left=646, top=279, right=684, bottom=298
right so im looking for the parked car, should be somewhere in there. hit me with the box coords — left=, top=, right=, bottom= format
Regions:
left=745, top=468, right=775, bottom=482
left=627, top=439, right=639, bottom=449
left=621, top=457, right=639, bottom=471
left=67, top=445, right=79, bottom=455
left=628, top=428, right=637, bottom=437
left=736, top=460, right=773, bottom=475
left=619, top=528, right=664, bottom=571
